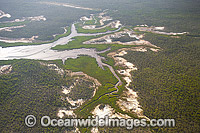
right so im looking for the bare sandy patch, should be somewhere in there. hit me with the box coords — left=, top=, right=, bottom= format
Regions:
left=57, top=109, right=76, bottom=118
left=0, top=36, right=39, bottom=43
left=82, top=20, right=121, bottom=30
left=80, top=15, right=93, bottom=21
left=0, top=65, right=12, bottom=74
left=62, top=85, right=73, bottom=95
left=92, top=104, right=131, bottom=119
left=91, top=127, right=99, bottom=133
left=2, top=16, right=46, bottom=24
left=134, top=25, right=189, bottom=36
left=83, top=29, right=159, bottom=48
left=0, top=25, right=26, bottom=32
left=0, top=10, right=11, bottom=19
left=107, top=49, right=150, bottom=120
left=66, top=98, right=85, bottom=107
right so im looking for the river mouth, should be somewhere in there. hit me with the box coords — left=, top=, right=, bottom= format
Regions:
left=0, top=23, right=118, bottom=68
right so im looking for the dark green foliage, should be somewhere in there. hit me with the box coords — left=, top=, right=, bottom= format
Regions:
left=112, top=35, right=137, bottom=42
left=0, top=60, right=67, bottom=132
left=0, top=60, right=95, bottom=132
left=123, top=34, right=200, bottom=132
left=65, top=77, right=95, bottom=101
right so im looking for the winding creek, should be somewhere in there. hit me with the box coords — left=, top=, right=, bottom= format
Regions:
left=0, top=23, right=124, bottom=121
left=0, top=23, right=122, bottom=85
left=0, top=24, right=119, bottom=68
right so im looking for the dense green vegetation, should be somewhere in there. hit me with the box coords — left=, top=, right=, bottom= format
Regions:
left=83, top=19, right=96, bottom=25
left=51, top=35, right=132, bottom=51
left=0, top=0, right=97, bottom=41
left=0, top=21, right=29, bottom=28
left=0, top=26, right=71, bottom=48
left=123, top=34, right=200, bottom=132
left=1, top=0, right=200, bottom=132
left=0, top=60, right=65, bottom=132
left=63, top=56, right=140, bottom=133
left=0, top=60, right=97, bottom=132
left=69, top=0, right=200, bottom=34
left=64, top=56, right=117, bottom=85
left=112, top=34, right=138, bottom=42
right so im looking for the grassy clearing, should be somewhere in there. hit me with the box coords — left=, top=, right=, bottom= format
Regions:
left=63, top=56, right=138, bottom=121
left=63, top=56, right=135, bottom=117
left=64, top=56, right=118, bottom=85
left=52, top=34, right=132, bottom=51
left=84, top=19, right=96, bottom=25
left=75, top=83, right=138, bottom=119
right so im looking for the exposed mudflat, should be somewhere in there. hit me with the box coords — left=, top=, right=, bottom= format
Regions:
left=0, top=24, right=114, bottom=69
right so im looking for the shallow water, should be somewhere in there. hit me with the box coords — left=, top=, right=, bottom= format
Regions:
left=0, top=24, right=118, bottom=68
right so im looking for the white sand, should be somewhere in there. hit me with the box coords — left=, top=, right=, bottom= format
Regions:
left=135, top=25, right=189, bottom=36
left=66, top=97, right=85, bottom=107
left=0, top=36, right=39, bottom=43
left=0, top=65, right=12, bottom=74
left=0, top=10, right=11, bottom=19
left=108, top=49, right=150, bottom=120
left=57, top=109, right=76, bottom=118
left=91, top=127, right=99, bottom=133
left=92, top=104, right=131, bottom=119
left=0, top=25, right=26, bottom=32
left=62, top=86, right=73, bottom=94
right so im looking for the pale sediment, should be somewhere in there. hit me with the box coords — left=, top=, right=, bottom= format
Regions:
left=0, top=65, right=12, bottom=74
left=108, top=48, right=150, bottom=120
left=0, top=25, right=26, bottom=32
left=81, top=11, right=120, bottom=30
left=134, top=25, right=189, bottom=36
left=91, top=104, right=131, bottom=133
left=1, top=15, right=46, bottom=23
left=0, top=10, right=11, bottom=19
left=57, top=109, right=76, bottom=118
left=92, top=104, right=131, bottom=119
left=0, top=36, right=39, bottom=43
left=82, top=20, right=121, bottom=30
left=83, top=28, right=159, bottom=49
left=44, top=64, right=102, bottom=119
